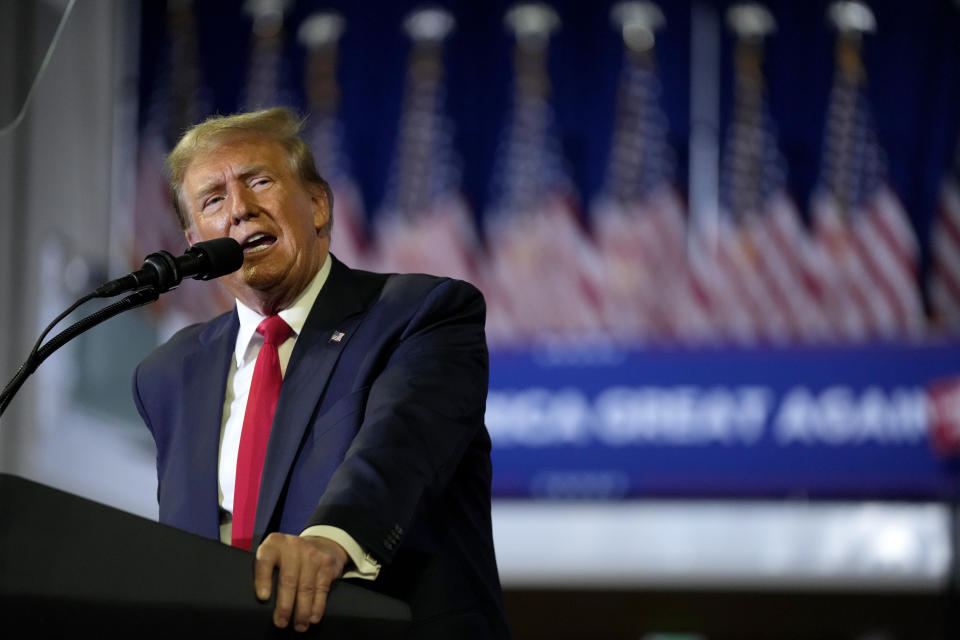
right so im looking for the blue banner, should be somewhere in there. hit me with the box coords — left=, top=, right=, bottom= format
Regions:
left=487, top=340, right=960, bottom=499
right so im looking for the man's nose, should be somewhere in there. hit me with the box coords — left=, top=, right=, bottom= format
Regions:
left=229, top=189, right=256, bottom=224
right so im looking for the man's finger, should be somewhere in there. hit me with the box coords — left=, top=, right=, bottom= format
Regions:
left=273, top=549, right=301, bottom=629
left=293, top=558, right=319, bottom=632
left=253, top=544, right=278, bottom=601
left=310, top=573, right=330, bottom=625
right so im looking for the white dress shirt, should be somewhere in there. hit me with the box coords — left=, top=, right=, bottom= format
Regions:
left=217, top=253, right=380, bottom=579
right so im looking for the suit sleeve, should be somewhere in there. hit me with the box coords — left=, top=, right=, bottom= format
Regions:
left=131, top=363, right=163, bottom=502
left=303, top=278, right=489, bottom=563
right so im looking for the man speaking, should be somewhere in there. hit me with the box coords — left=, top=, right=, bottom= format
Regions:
left=132, top=107, right=510, bottom=638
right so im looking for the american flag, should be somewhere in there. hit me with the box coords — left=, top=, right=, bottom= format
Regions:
left=714, top=36, right=830, bottom=344
left=242, top=0, right=296, bottom=111
left=483, top=8, right=603, bottom=344
left=810, top=35, right=925, bottom=340
left=132, top=0, right=233, bottom=335
left=308, top=114, right=370, bottom=271
left=929, top=144, right=960, bottom=331
left=372, top=9, right=481, bottom=290
left=591, top=35, right=710, bottom=343
left=298, top=12, right=370, bottom=271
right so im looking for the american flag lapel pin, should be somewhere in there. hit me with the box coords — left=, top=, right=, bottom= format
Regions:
left=330, top=330, right=345, bottom=343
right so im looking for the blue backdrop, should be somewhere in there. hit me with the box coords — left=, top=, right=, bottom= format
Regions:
left=135, top=0, right=960, bottom=499
left=137, top=0, right=960, bottom=270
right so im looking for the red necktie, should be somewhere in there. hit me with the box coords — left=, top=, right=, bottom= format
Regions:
left=232, top=315, right=292, bottom=550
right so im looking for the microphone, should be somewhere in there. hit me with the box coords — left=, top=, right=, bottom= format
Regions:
left=94, top=237, right=243, bottom=297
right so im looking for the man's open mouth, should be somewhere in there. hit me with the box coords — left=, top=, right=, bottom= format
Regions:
left=241, top=232, right=277, bottom=254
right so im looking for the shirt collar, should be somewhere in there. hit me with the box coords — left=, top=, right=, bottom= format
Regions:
left=234, top=253, right=332, bottom=368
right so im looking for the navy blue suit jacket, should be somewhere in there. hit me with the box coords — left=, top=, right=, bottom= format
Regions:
left=133, top=256, right=510, bottom=638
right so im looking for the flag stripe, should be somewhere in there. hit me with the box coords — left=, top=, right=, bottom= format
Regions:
left=854, top=205, right=922, bottom=334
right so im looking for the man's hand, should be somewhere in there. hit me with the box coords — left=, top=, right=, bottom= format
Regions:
left=255, top=533, right=349, bottom=632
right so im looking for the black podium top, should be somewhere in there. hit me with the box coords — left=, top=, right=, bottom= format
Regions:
left=0, top=473, right=410, bottom=638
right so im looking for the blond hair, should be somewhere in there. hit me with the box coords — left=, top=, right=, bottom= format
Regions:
left=166, top=107, right=333, bottom=231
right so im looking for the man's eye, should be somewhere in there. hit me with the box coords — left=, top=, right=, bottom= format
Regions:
left=202, top=195, right=224, bottom=210
left=252, top=178, right=272, bottom=188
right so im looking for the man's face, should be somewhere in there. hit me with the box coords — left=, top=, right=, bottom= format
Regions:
left=182, top=135, right=330, bottom=313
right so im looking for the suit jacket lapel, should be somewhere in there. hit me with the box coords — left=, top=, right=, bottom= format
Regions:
left=254, top=257, right=370, bottom=542
left=179, top=310, right=238, bottom=539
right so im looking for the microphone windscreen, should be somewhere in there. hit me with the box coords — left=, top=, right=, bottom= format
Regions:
left=190, top=238, right=244, bottom=280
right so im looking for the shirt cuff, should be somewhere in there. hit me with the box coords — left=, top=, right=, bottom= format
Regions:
left=301, top=525, right=381, bottom=580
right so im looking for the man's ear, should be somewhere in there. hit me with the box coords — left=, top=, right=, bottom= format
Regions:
left=312, top=187, right=331, bottom=235
left=185, top=227, right=199, bottom=246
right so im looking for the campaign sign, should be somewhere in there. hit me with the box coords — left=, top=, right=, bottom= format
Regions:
left=486, top=340, right=960, bottom=499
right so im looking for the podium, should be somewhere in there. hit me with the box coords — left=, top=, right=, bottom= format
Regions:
left=0, top=473, right=411, bottom=638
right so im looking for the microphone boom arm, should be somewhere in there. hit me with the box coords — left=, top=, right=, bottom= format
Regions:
left=0, top=288, right=160, bottom=418
left=0, top=237, right=242, bottom=419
